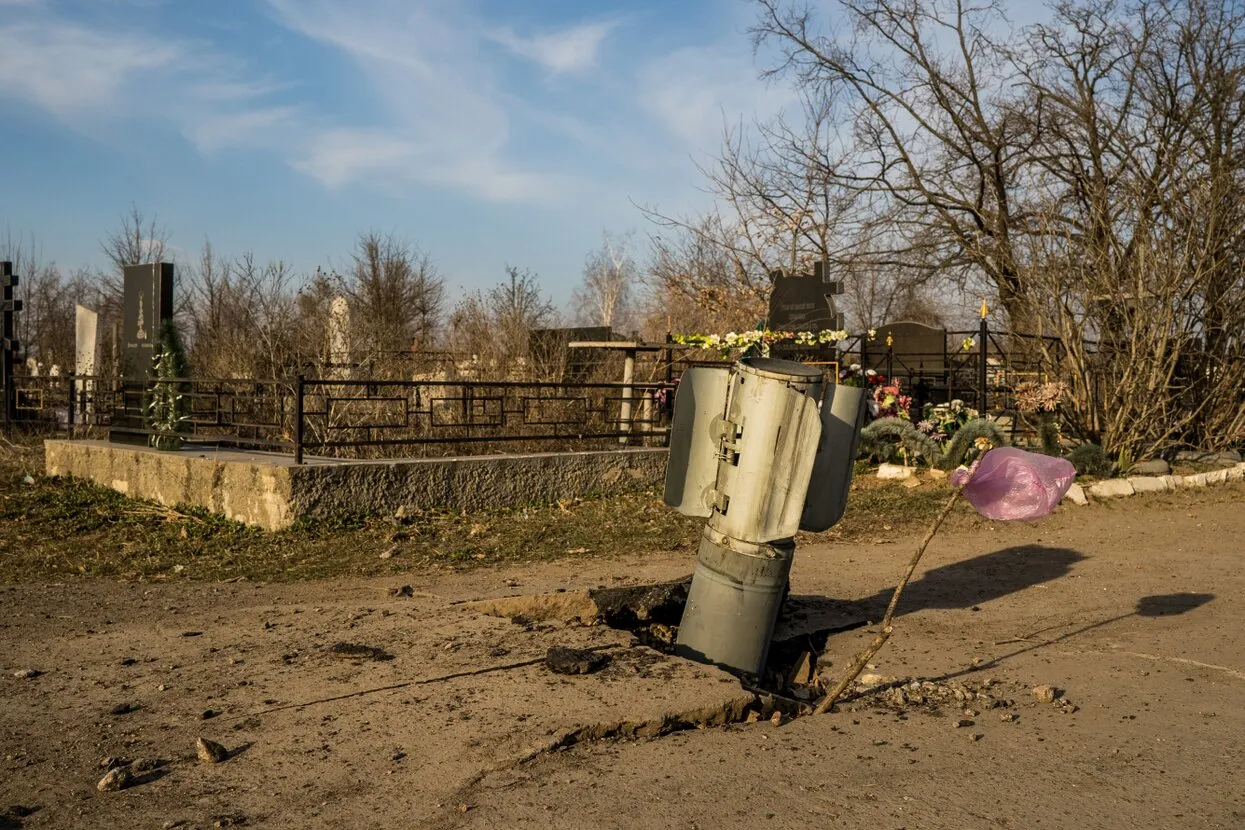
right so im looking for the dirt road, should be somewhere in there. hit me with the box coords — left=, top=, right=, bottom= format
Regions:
left=3, top=484, right=1244, bottom=829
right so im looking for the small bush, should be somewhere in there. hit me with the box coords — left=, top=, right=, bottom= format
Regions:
left=1068, top=443, right=1112, bottom=477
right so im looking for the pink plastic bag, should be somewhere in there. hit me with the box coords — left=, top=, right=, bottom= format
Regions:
left=950, top=448, right=1076, bottom=521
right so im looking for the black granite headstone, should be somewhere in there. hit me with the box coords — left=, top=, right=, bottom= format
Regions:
left=767, top=262, right=844, bottom=363
left=766, top=263, right=844, bottom=332
left=120, top=263, right=174, bottom=379
left=870, top=321, right=948, bottom=373
left=113, top=263, right=174, bottom=445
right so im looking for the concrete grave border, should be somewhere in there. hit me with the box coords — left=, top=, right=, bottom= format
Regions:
left=44, top=439, right=669, bottom=531
left=1067, top=462, right=1245, bottom=505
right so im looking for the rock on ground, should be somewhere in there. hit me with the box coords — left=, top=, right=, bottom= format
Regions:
left=545, top=646, right=610, bottom=675
left=877, top=463, right=915, bottom=480
left=1090, top=479, right=1135, bottom=499
left=196, top=738, right=229, bottom=763
left=97, top=767, right=133, bottom=792
left=1032, top=685, right=1059, bottom=704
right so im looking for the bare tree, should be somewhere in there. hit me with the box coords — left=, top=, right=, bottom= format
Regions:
left=1, top=232, right=103, bottom=372
left=571, top=231, right=637, bottom=331
left=1016, top=0, right=1245, bottom=455
left=744, top=0, right=1245, bottom=457
left=642, top=214, right=769, bottom=335
left=449, top=266, right=555, bottom=378
left=751, top=0, right=1036, bottom=327
left=341, top=232, right=445, bottom=361
left=98, top=205, right=170, bottom=302
left=640, top=88, right=946, bottom=334
left=184, top=241, right=306, bottom=380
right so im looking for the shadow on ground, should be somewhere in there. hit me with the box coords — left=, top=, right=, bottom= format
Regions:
left=777, top=545, right=1086, bottom=642
left=1135, top=593, right=1215, bottom=617
left=882, top=545, right=1086, bottom=614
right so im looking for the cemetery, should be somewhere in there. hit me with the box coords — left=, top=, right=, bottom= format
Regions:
left=12, top=258, right=1239, bottom=531
left=3, top=0, right=1245, bottom=824
left=2, top=249, right=1244, bottom=827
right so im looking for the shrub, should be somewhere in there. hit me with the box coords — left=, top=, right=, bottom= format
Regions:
left=1067, top=443, right=1112, bottom=478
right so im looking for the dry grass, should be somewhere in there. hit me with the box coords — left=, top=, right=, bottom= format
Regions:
left=0, top=440, right=963, bottom=583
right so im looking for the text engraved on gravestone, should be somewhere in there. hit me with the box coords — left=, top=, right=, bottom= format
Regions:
left=767, top=267, right=844, bottom=332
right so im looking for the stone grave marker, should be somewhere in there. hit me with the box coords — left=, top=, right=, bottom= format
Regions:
left=120, top=263, right=174, bottom=379
left=767, top=261, right=844, bottom=363
left=75, top=305, right=99, bottom=417
left=767, top=261, right=844, bottom=332
left=328, top=295, right=351, bottom=378
left=869, top=322, right=948, bottom=374
left=113, top=263, right=174, bottom=444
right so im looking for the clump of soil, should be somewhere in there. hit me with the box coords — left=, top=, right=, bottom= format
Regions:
left=327, top=643, right=395, bottom=661
left=589, top=578, right=689, bottom=623
left=545, top=647, right=611, bottom=675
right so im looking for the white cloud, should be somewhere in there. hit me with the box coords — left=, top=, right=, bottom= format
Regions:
left=185, top=105, right=303, bottom=154
left=293, top=128, right=420, bottom=188
left=0, top=22, right=181, bottom=118
left=637, top=43, right=791, bottom=152
left=260, top=0, right=572, bottom=203
left=488, top=20, right=614, bottom=73
left=0, top=0, right=779, bottom=211
left=0, top=11, right=294, bottom=158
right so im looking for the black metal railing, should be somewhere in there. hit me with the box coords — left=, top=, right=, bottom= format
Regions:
left=837, top=326, right=1081, bottom=416
left=294, top=376, right=672, bottom=463
left=7, top=373, right=296, bottom=451
left=9, top=372, right=674, bottom=462
left=6, top=325, right=1092, bottom=459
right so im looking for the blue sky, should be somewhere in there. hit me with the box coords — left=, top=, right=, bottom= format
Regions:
left=0, top=0, right=794, bottom=308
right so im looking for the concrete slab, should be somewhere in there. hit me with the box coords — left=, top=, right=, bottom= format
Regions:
left=1089, top=479, right=1135, bottom=499
left=1128, top=476, right=1171, bottom=494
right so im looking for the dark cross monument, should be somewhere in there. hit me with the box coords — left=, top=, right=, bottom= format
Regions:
left=766, top=260, right=845, bottom=363
left=112, top=263, right=174, bottom=444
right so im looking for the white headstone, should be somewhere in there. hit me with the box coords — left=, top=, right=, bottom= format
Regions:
left=328, top=296, right=351, bottom=378
left=76, top=305, right=100, bottom=419
left=75, top=305, right=99, bottom=377
left=25, top=356, right=40, bottom=376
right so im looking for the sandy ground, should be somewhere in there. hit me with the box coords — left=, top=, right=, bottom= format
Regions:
left=3, top=483, right=1245, bottom=829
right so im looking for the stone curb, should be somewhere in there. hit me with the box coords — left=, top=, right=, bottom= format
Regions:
left=1072, top=462, right=1245, bottom=505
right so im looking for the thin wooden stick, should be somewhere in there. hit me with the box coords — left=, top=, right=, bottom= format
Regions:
left=814, top=486, right=964, bottom=714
